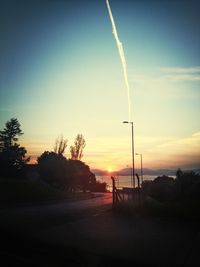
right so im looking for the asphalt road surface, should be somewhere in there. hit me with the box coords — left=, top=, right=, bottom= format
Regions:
left=0, top=193, right=199, bottom=266
left=0, top=193, right=113, bottom=266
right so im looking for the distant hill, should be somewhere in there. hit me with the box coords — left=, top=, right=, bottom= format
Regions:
left=114, top=168, right=178, bottom=176
left=92, top=168, right=200, bottom=177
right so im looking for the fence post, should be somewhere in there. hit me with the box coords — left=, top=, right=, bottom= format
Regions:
left=111, top=176, right=116, bottom=206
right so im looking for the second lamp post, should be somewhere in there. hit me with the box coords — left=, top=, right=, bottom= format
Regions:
left=123, top=121, right=135, bottom=188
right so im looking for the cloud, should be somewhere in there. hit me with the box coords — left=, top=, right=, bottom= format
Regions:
left=160, top=66, right=200, bottom=81
left=161, top=66, right=200, bottom=74
left=129, top=66, right=200, bottom=83
left=156, top=131, right=200, bottom=153
left=136, top=132, right=200, bottom=169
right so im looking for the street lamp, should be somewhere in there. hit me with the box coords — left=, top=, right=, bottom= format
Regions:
left=123, top=121, right=135, bottom=188
left=136, top=153, right=143, bottom=184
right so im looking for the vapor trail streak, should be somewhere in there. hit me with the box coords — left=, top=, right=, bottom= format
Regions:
left=106, top=0, right=131, bottom=120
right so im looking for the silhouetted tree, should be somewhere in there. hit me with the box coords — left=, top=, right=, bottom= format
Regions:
left=0, top=118, right=29, bottom=178
left=54, top=136, right=68, bottom=156
left=37, top=152, right=96, bottom=192
left=141, top=180, right=153, bottom=195
left=37, top=151, right=70, bottom=189
left=142, top=170, right=200, bottom=202
left=90, top=181, right=107, bottom=192
left=66, top=159, right=95, bottom=192
left=175, top=169, right=200, bottom=199
left=0, top=144, right=28, bottom=178
left=142, top=176, right=177, bottom=202
left=70, top=134, right=86, bottom=160
left=0, top=118, right=23, bottom=149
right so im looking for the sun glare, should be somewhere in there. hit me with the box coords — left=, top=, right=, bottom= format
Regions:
left=107, top=167, right=113, bottom=173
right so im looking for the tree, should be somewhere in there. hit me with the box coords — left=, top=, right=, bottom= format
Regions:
left=90, top=181, right=107, bottom=192
left=37, top=151, right=70, bottom=189
left=151, top=175, right=177, bottom=201
left=0, top=118, right=29, bottom=178
left=142, top=176, right=177, bottom=202
left=37, top=152, right=96, bottom=192
left=0, top=144, right=28, bottom=177
left=0, top=118, right=23, bottom=149
left=70, top=160, right=95, bottom=192
left=70, top=134, right=86, bottom=160
left=175, top=169, right=200, bottom=199
left=54, top=136, right=68, bottom=156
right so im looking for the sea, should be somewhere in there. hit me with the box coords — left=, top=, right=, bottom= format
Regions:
left=96, top=175, right=176, bottom=192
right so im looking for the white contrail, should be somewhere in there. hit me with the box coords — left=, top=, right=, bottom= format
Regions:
left=106, top=0, right=132, bottom=120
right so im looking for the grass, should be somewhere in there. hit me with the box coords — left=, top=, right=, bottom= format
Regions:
left=113, top=195, right=200, bottom=223
left=0, top=177, right=93, bottom=206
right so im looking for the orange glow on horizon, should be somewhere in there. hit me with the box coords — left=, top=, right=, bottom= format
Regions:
left=107, top=167, right=113, bottom=173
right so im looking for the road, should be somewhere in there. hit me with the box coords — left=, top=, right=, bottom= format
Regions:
left=0, top=193, right=113, bottom=266
left=0, top=192, right=199, bottom=266
left=0, top=192, right=112, bottom=231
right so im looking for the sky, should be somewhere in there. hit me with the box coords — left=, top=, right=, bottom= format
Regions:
left=0, top=0, right=200, bottom=171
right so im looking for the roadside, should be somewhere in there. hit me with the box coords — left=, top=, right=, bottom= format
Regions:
left=0, top=177, right=105, bottom=208
left=1, top=188, right=199, bottom=266
left=1, top=208, right=199, bottom=267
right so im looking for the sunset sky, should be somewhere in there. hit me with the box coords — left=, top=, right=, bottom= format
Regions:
left=0, top=0, right=200, bottom=171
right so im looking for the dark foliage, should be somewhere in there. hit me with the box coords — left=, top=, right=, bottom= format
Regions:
left=176, top=170, right=200, bottom=200
left=0, top=118, right=29, bottom=178
left=153, top=176, right=175, bottom=201
left=37, top=152, right=96, bottom=192
left=142, top=170, right=200, bottom=202
left=0, top=118, right=23, bottom=148
left=37, top=152, right=70, bottom=189
left=68, top=159, right=96, bottom=192
left=70, top=134, right=86, bottom=160
left=90, top=181, right=107, bottom=192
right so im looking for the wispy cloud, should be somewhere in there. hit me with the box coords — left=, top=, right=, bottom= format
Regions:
left=149, top=131, right=200, bottom=155
left=129, top=66, right=200, bottom=83
left=160, top=66, right=200, bottom=81
left=161, top=66, right=200, bottom=74
left=135, top=132, right=200, bottom=169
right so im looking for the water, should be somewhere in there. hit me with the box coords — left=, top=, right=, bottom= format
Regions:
left=96, top=175, right=176, bottom=191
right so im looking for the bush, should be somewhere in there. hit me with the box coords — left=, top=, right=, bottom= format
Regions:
left=176, top=171, right=200, bottom=200
left=142, top=176, right=177, bottom=202
left=90, top=181, right=107, bottom=192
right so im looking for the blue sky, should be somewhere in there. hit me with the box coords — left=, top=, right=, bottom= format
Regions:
left=0, top=0, right=200, bottom=170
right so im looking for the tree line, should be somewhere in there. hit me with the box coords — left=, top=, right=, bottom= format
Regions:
left=0, top=118, right=107, bottom=192
left=142, top=169, right=200, bottom=202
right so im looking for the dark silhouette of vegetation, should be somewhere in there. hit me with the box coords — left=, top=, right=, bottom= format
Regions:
left=141, top=175, right=177, bottom=202
left=175, top=169, right=200, bottom=200
left=70, top=134, right=86, bottom=160
left=91, top=181, right=107, bottom=192
left=37, top=152, right=69, bottom=189
left=0, top=118, right=29, bottom=178
left=37, top=151, right=98, bottom=192
left=69, top=159, right=96, bottom=192
left=0, top=118, right=23, bottom=148
left=115, top=170, right=200, bottom=222
left=54, top=136, right=68, bottom=155
left=141, top=169, right=200, bottom=202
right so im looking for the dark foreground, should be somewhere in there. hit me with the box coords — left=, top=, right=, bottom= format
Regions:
left=0, top=193, right=199, bottom=266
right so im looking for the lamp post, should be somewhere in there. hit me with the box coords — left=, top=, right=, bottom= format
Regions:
left=136, top=153, right=143, bottom=185
left=123, top=121, right=135, bottom=188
